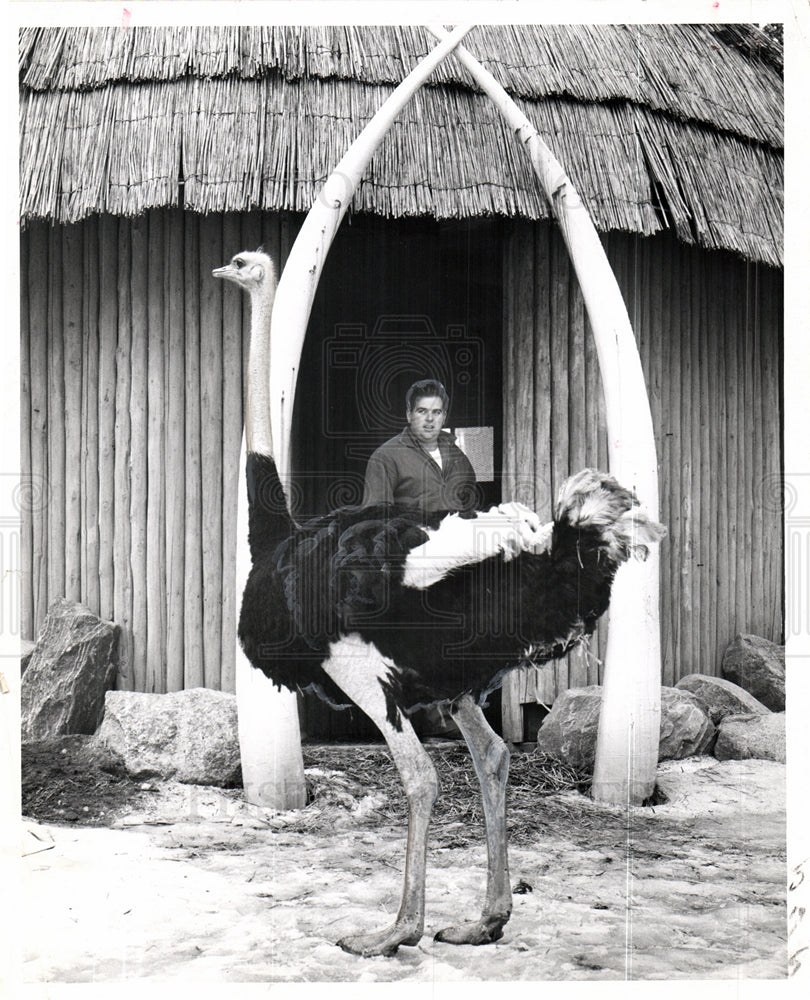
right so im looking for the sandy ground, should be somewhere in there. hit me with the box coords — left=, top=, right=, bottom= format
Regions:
left=18, top=754, right=791, bottom=984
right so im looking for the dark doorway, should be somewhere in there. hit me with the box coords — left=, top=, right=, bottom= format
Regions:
left=292, top=213, right=503, bottom=519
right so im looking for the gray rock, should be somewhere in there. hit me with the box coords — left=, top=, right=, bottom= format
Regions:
left=535, top=684, right=715, bottom=771
left=21, top=599, right=119, bottom=742
left=715, top=712, right=786, bottom=763
left=534, top=686, right=603, bottom=771
left=95, top=688, right=242, bottom=787
left=675, top=673, right=771, bottom=725
left=721, top=633, right=785, bottom=711
left=658, top=687, right=715, bottom=760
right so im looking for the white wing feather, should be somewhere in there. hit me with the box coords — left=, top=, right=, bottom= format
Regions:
left=402, top=502, right=553, bottom=590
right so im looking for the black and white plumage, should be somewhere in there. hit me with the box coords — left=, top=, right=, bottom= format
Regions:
left=216, top=250, right=666, bottom=957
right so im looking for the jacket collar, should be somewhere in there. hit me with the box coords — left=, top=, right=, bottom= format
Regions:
left=400, top=426, right=455, bottom=453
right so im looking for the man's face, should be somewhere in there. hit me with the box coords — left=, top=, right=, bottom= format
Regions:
left=406, top=395, right=446, bottom=448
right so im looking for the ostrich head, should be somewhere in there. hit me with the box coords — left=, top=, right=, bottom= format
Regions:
left=212, top=249, right=275, bottom=298
left=554, top=468, right=666, bottom=564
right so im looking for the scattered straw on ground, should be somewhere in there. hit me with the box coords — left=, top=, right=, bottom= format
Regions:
left=298, top=742, right=589, bottom=845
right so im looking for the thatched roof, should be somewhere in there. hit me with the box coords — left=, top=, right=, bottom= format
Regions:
left=19, top=24, right=783, bottom=265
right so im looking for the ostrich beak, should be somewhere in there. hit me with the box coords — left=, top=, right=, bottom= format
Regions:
left=212, top=264, right=235, bottom=281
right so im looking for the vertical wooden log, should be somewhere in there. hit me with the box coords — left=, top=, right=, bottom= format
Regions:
left=678, top=247, right=695, bottom=675
left=27, top=225, right=50, bottom=633
left=62, top=224, right=83, bottom=604
left=691, top=245, right=704, bottom=675
left=646, top=239, right=668, bottom=682
left=512, top=222, right=537, bottom=714
left=738, top=265, right=753, bottom=640
left=749, top=265, right=765, bottom=635
left=532, top=222, right=557, bottom=702
left=697, top=249, right=713, bottom=673
left=761, top=269, right=783, bottom=638
left=98, top=216, right=118, bottom=623
left=514, top=224, right=535, bottom=508
left=550, top=229, right=569, bottom=698
left=242, top=210, right=265, bottom=415
left=129, top=215, right=149, bottom=692
left=114, top=219, right=134, bottom=689
left=593, top=237, right=610, bottom=671
left=146, top=210, right=167, bottom=693
left=533, top=222, right=553, bottom=518
left=165, top=209, right=186, bottom=692
left=663, top=238, right=680, bottom=682
left=500, top=227, right=522, bottom=742
left=710, top=253, right=729, bottom=667
left=82, top=216, right=101, bottom=614
left=583, top=294, right=605, bottom=681
left=567, top=245, right=586, bottom=474
left=725, top=254, right=741, bottom=649
left=199, top=212, right=224, bottom=689
left=566, top=237, right=590, bottom=692
left=549, top=228, right=570, bottom=497
left=183, top=212, right=204, bottom=690
left=220, top=211, right=245, bottom=694
left=20, top=231, right=33, bottom=638
left=502, top=228, right=517, bottom=504
left=743, top=264, right=756, bottom=636
left=45, top=226, right=65, bottom=620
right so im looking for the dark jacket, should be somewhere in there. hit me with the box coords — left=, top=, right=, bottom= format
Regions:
left=362, top=427, right=477, bottom=514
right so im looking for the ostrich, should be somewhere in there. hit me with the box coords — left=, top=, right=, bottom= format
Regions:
left=214, top=249, right=666, bottom=958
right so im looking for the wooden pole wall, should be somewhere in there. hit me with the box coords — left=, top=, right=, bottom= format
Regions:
left=20, top=213, right=783, bottom=717
left=500, top=224, right=783, bottom=739
left=20, top=209, right=266, bottom=694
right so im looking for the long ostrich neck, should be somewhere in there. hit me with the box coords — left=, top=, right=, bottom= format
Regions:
left=244, top=281, right=276, bottom=457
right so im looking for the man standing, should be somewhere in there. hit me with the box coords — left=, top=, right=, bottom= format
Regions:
left=362, top=379, right=478, bottom=514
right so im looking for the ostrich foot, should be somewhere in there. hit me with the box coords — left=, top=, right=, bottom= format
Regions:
left=434, top=914, right=509, bottom=946
left=337, top=920, right=423, bottom=957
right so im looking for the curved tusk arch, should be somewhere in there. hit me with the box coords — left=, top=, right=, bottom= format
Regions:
left=425, top=26, right=662, bottom=806
left=268, top=24, right=474, bottom=500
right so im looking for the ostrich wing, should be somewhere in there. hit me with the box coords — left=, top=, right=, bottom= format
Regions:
left=274, top=504, right=431, bottom=647
left=401, top=502, right=554, bottom=590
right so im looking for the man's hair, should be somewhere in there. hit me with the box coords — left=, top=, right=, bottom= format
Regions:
left=406, top=379, right=449, bottom=412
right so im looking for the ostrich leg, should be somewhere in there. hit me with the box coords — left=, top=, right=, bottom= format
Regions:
left=435, top=693, right=512, bottom=944
left=323, top=639, right=439, bottom=957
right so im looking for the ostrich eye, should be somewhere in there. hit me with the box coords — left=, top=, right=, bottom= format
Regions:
left=234, top=257, right=245, bottom=269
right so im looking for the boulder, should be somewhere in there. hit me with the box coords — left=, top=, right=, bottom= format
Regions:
left=721, top=633, right=785, bottom=711
left=675, top=673, right=771, bottom=725
left=658, top=688, right=716, bottom=760
left=715, top=712, right=786, bottom=763
left=95, top=688, right=242, bottom=787
left=534, top=686, right=603, bottom=771
left=21, top=599, right=119, bottom=742
left=535, top=684, right=715, bottom=771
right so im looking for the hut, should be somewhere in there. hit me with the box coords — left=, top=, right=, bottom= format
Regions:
left=19, top=24, right=783, bottom=741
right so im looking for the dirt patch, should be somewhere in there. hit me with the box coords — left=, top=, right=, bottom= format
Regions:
left=19, top=740, right=789, bottom=983
left=21, top=735, right=151, bottom=826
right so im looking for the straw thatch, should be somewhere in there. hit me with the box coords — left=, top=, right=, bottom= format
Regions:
left=19, top=24, right=783, bottom=265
